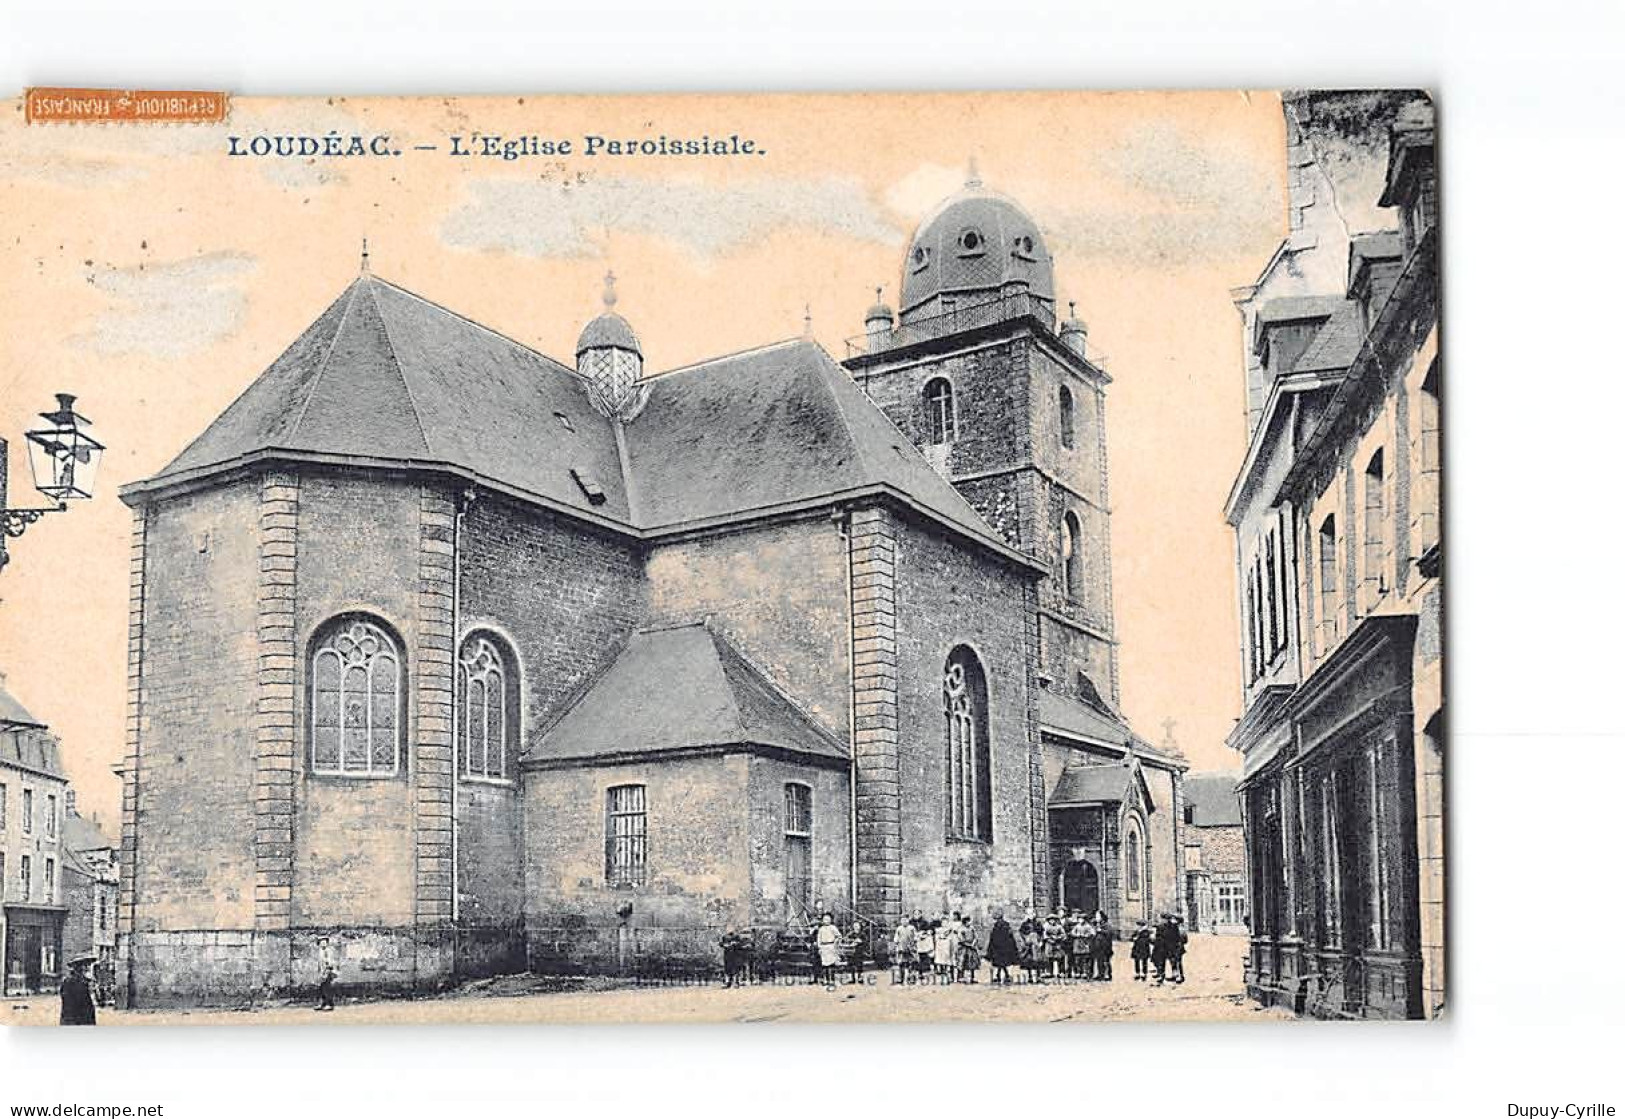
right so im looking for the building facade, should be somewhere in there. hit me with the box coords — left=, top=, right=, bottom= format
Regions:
left=0, top=679, right=70, bottom=996
left=61, top=793, right=119, bottom=1000
left=117, top=177, right=1182, bottom=1006
left=1225, top=92, right=1442, bottom=1019
left=1181, top=773, right=1247, bottom=935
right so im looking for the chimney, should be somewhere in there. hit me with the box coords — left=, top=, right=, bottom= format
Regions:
left=66, top=789, right=77, bottom=816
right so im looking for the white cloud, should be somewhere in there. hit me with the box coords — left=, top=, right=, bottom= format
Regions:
left=1048, top=122, right=1283, bottom=264
left=441, top=173, right=902, bottom=261
left=72, top=252, right=258, bottom=359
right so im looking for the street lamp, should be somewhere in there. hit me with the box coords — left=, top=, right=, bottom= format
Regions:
left=0, top=393, right=106, bottom=574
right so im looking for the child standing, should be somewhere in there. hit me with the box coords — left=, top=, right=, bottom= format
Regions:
left=1131, top=920, right=1153, bottom=981
left=892, top=915, right=918, bottom=985
left=935, top=915, right=959, bottom=983
left=916, top=920, right=937, bottom=983
left=1092, top=920, right=1114, bottom=981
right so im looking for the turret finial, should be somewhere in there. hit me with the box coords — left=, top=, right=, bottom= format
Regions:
left=602, top=270, right=618, bottom=309
left=966, top=155, right=982, bottom=189
left=360, top=236, right=370, bottom=274
left=1069, top=300, right=1076, bottom=318
left=802, top=303, right=814, bottom=338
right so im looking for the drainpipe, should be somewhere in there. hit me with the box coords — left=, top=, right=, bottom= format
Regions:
left=450, top=488, right=474, bottom=927
left=838, top=506, right=858, bottom=915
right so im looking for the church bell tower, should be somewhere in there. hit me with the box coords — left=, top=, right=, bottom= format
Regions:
left=841, top=171, right=1121, bottom=707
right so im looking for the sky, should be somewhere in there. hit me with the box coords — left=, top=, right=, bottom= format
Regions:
left=0, top=91, right=1290, bottom=826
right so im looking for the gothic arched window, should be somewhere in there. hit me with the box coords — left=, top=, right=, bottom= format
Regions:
left=310, top=615, right=404, bottom=776
left=458, top=632, right=519, bottom=781
left=924, top=377, right=957, bottom=446
left=1062, top=511, right=1084, bottom=600
left=1124, top=818, right=1143, bottom=899
left=943, top=645, right=992, bottom=842
left=1059, top=384, right=1076, bottom=450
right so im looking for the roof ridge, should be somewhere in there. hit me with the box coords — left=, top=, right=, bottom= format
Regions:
left=286, top=278, right=364, bottom=444
left=706, top=624, right=847, bottom=754
left=368, top=275, right=581, bottom=383
left=802, top=343, right=874, bottom=479
left=641, top=336, right=804, bottom=382
left=365, top=278, right=435, bottom=458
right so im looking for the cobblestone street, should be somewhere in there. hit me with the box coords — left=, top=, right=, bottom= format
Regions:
left=2, top=934, right=1291, bottom=1026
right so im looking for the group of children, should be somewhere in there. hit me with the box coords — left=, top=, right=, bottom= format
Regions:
left=888, top=910, right=988, bottom=984
left=720, top=908, right=1191, bottom=989
left=1013, top=908, right=1116, bottom=982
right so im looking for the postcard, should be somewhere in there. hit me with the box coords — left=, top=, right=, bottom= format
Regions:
left=0, top=89, right=1441, bottom=1024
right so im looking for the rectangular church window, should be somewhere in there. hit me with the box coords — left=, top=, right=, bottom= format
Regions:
left=606, top=784, right=648, bottom=888
left=784, top=783, right=812, bottom=919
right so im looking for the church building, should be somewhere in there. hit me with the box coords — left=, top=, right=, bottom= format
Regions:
left=116, top=174, right=1185, bottom=1005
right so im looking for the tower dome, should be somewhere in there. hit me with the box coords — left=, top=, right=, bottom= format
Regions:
left=576, top=272, right=649, bottom=422
left=899, top=167, right=1055, bottom=325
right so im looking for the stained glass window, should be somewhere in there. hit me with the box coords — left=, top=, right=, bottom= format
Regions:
left=459, top=634, right=515, bottom=781
left=944, top=646, right=992, bottom=842
left=310, top=617, right=402, bottom=776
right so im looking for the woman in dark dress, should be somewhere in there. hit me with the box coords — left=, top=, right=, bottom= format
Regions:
left=985, top=908, right=1020, bottom=985
left=59, top=956, right=97, bottom=1026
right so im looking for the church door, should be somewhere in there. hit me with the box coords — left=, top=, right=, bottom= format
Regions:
left=1059, top=859, right=1100, bottom=914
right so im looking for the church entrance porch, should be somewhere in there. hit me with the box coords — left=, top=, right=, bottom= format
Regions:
left=1057, top=859, right=1100, bottom=915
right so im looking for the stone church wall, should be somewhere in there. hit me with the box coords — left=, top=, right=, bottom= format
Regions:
left=891, top=515, right=1036, bottom=918
left=644, top=518, right=849, bottom=739
left=457, top=492, right=645, bottom=975
left=744, top=755, right=850, bottom=928
left=127, top=478, right=262, bottom=934
left=522, top=753, right=754, bottom=972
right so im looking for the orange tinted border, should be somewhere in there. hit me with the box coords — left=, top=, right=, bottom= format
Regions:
left=24, top=87, right=228, bottom=124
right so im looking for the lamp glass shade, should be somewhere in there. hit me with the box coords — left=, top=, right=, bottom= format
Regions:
left=24, top=405, right=104, bottom=502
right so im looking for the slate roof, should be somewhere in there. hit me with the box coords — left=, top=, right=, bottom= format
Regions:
left=0, top=680, right=44, bottom=728
left=528, top=622, right=848, bottom=765
left=1038, top=689, right=1132, bottom=748
left=1183, top=773, right=1243, bottom=827
left=1293, top=300, right=1365, bottom=374
left=1, top=727, right=65, bottom=780
left=1049, top=761, right=1149, bottom=809
left=63, top=809, right=116, bottom=855
left=146, top=277, right=632, bottom=522
left=1250, top=294, right=1345, bottom=356
left=133, top=276, right=1017, bottom=562
left=626, top=340, right=994, bottom=540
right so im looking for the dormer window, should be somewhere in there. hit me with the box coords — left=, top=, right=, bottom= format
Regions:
left=554, top=411, right=575, bottom=433
left=911, top=246, right=931, bottom=272
left=1012, top=233, right=1037, bottom=260
left=957, top=228, right=985, bottom=255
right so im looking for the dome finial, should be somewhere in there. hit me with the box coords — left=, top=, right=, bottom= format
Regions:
left=602, top=270, right=618, bottom=309
left=1069, top=300, right=1076, bottom=318
left=360, top=236, right=370, bottom=275
left=966, top=155, right=982, bottom=189
left=802, top=303, right=814, bottom=338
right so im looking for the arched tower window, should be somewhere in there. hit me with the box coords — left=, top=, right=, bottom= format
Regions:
left=1062, top=511, right=1084, bottom=600
left=943, top=645, right=993, bottom=842
left=923, top=377, right=956, bottom=446
left=1059, top=384, right=1076, bottom=450
left=309, top=615, right=404, bottom=777
left=458, top=632, right=520, bottom=781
